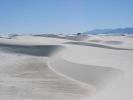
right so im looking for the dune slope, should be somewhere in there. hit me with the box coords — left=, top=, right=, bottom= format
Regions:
left=0, top=34, right=133, bottom=100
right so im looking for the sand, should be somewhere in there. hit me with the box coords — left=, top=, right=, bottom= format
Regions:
left=0, top=34, right=133, bottom=100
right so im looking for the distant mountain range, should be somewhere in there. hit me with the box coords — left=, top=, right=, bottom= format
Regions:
left=83, top=28, right=133, bottom=34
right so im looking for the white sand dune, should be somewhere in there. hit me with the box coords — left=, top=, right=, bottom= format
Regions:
left=49, top=56, right=122, bottom=91
left=103, top=41, right=124, bottom=45
left=89, top=39, right=102, bottom=43
left=0, top=58, right=95, bottom=100
left=0, top=43, right=95, bottom=100
left=0, top=34, right=133, bottom=100
left=64, top=41, right=133, bottom=51
left=32, top=34, right=89, bottom=41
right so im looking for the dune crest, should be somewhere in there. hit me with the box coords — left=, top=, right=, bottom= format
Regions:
left=0, top=42, right=96, bottom=100
left=0, top=34, right=133, bottom=100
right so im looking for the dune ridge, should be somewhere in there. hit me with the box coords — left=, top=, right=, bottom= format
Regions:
left=49, top=53, right=123, bottom=91
left=0, top=34, right=133, bottom=100
left=0, top=42, right=96, bottom=100
left=0, top=42, right=123, bottom=91
left=64, top=42, right=133, bottom=51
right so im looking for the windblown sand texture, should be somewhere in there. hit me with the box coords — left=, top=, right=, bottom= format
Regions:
left=0, top=34, right=133, bottom=100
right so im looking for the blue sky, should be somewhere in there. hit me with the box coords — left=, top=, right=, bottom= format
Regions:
left=0, top=0, right=133, bottom=34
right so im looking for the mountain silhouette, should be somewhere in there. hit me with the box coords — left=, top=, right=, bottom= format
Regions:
left=83, top=28, right=133, bottom=34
